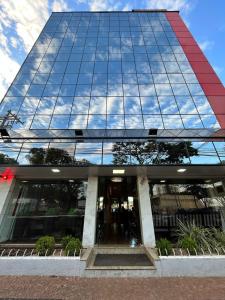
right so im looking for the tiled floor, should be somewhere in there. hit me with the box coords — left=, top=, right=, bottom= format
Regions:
left=0, top=276, right=225, bottom=300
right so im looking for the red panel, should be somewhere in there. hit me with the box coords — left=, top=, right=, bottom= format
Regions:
left=166, top=12, right=225, bottom=128
left=187, top=53, right=207, bottom=62
left=190, top=62, right=215, bottom=74
left=207, top=96, right=225, bottom=114
left=215, top=115, right=225, bottom=128
left=201, top=84, right=225, bottom=96
left=175, top=31, right=193, bottom=38
left=197, top=74, right=222, bottom=84
left=178, top=37, right=198, bottom=46
left=169, top=20, right=186, bottom=27
left=182, top=45, right=202, bottom=53
left=166, top=12, right=180, bottom=19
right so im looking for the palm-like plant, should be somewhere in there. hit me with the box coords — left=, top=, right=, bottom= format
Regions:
left=177, top=220, right=225, bottom=251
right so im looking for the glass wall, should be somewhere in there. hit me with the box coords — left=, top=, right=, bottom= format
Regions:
left=0, top=11, right=220, bottom=136
left=149, top=180, right=224, bottom=241
left=0, top=140, right=225, bottom=166
left=0, top=180, right=87, bottom=243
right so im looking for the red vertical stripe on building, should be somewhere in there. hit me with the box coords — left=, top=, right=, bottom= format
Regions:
left=166, top=12, right=225, bottom=128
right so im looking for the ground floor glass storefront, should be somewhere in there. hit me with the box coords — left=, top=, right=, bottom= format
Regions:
left=0, top=180, right=87, bottom=242
left=0, top=174, right=225, bottom=246
left=150, top=180, right=224, bottom=242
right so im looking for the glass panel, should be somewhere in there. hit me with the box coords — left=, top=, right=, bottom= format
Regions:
left=0, top=180, right=87, bottom=242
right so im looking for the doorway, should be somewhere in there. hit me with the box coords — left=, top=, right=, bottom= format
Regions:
left=96, top=177, right=141, bottom=245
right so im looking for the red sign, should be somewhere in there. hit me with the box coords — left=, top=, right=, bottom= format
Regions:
left=0, top=168, right=15, bottom=183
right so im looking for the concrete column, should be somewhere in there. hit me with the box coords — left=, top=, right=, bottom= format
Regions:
left=137, top=176, right=156, bottom=247
left=0, top=179, right=16, bottom=242
left=82, top=176, right=98, bottom=247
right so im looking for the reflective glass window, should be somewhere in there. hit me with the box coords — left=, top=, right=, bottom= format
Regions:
left=7, top=85, right=29, bottom=97
left=141, top=97, right=160, bottom=114
left=123, top=84, right=139, bottom=96
left=107, top=115, right=125, bottom=129
left=37, top=97, right=56, bottom=114
left=125, top=115, right=144, bottom=129
left=139, top=84, right=156, bottom=96
left=143, top=115, right=164, bottom=129
left=163, top=115, right=183, bottom=129
left=182, top=115, right=203, bottom=128
left=72, top=97, right=90, bottom=114
left=69, top=115, right=88, bottom=129
left=19, top=97, right=39, bottom=114
left=107, top=97, right=124, bottom=114
left=89, top=97, right=106, bottom=114
left=31, top=115, right=51, bottom=129
left=87, top=114, right=106, bottom=128
left=50, top=115, right=70, bottom=129
left=124, top=97, right=142, bottom=114
left=158, top=96, right=179, bottom=114
left=54, top=97, right=73, bottom=114
left=193, top=96, right=214, bottom=114
left=171, top=84, right=190, bottom=96
left=175, top=96, right=198, bottom=114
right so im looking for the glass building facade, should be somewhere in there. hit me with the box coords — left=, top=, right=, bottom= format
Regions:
left=0, top=11, right=225, bottom=246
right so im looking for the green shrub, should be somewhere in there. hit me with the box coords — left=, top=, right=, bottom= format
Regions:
left=35, top=236, right=55, bottom=256
left=156, top=238, right=172, bottom=256
left=67, top=208, right=77, bottom=215
left=65, top=238, right=82, bottom=256
left=178, top=236, right=198, bottom=254
left=61, top=235, right=73, bottom=249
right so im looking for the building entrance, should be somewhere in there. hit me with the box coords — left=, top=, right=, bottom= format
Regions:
left=96, top=177, right=141, bottom=245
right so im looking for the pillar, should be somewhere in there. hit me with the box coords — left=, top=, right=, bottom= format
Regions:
left=0, top=179, right=16, bottom=242
left=137, top=176, right=156, bottom=247
left=82, top=176, right=98, bottom=247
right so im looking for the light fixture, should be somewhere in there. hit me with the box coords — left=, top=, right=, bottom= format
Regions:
left=0, top=128, right=10, bottom=138
left=113, top=169, right=125, bottom=174
left=68, top=179, right=74, bottom=183
left=51, top=168, right=60, bottom=173
left=148, top=128, right=158, bottom=136
left=111, top=177, right=123, bottom=183
left=177, top=168, right=187, bottom=173
left=75, top=129, right=83, bottom=136
left=22, top=180, right=28, bottom=183
left=205, top=180, right=211, bottom=183
left=160, top=180, right=166, bottom=183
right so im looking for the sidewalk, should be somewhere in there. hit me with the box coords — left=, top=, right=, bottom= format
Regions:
left=0, top=276, right=225, bottom=300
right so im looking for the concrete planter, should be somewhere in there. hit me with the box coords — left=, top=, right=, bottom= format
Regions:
left=0, top=255, right=225, bottom=277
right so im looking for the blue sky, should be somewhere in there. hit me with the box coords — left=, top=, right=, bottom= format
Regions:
left=0, top=0, right=224, bottom=101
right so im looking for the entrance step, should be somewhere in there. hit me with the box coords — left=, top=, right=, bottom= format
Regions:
left=85, top=246, right=156, bottom=271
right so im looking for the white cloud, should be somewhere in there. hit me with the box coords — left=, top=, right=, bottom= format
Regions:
left=0, top=1, right=50, bottom=53
left=79, top=0, right=131, bottom=11
left=145, top=0, right=191, bottom=12
left=199, top=40, right=215, bottom=52
left=0, top=49, right=20, bottom=101
left=51, top=0, right=70, bottom=11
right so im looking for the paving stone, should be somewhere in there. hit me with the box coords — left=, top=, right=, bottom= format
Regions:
left=0, top=276, right=225, bottom=300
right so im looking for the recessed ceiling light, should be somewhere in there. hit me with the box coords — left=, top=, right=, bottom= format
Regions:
left=177, top=168, right=187, bottom=173
left=111, top=177, right=123, bottom=182
left=160, top=180, right=166, bottom=183
left=68, top=179, right=74, bottom=183
left=51, top=168, right=60, bottom=173
left=113, top=169, right=125, bottom=174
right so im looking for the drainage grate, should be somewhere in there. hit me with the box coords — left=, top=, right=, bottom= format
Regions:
left=94, top=254, right=153, bottom=267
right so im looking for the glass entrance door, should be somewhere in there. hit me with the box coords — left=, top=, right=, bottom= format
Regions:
left=96, top=176, right=141, bottom=245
